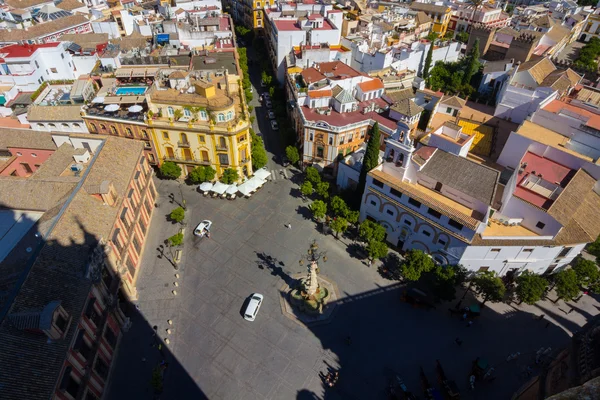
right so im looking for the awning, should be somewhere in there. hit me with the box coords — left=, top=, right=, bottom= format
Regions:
left=198, top=182, right=213, bottom=192
left=254, top=167, right=271, bottom=181
left=226, top=184, right=238, bottom=195
left=211, top=181, right=228, bottom=195
left=115, top=68, right=132, bottom=78
left=237, top=181, right=252, bottom=197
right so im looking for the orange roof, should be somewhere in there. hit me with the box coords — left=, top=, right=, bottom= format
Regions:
left=308, top=89, right=332, bottom=99
left=358, top=79, right=384, bottom=92
left=543, top=100, right=600, bottom=131
left=0, top=118, right=29, bottom=129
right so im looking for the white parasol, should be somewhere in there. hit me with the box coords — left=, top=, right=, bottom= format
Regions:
left=128, top=105, right=143, bottom=113
left=104, top=104, right=120, bottom=112
left=254, top=167, right=272, bottom=181
left=91, top=97, right=105, bottom=103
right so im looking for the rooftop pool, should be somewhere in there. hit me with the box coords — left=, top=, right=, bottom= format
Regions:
left=115, top=86, right=147, bottom=96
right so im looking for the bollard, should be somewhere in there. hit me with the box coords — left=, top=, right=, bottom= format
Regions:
left=174, top=282, right=179, bottom=287
left=167, top=319, right=173, bottom=325
left=172, top=290, right=177, bottom=296
left=166, top=329, right=171, bottom=335
left=175, top=274, right=180, bottom=279
left=164, top=338, right=170, bottom=344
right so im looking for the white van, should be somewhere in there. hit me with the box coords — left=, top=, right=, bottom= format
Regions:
left=244, top=293, right=263, bottom=321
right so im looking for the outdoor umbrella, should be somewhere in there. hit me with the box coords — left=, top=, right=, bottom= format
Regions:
left=212, top=181, right=228, bottom=195
left=225, top=184, right=238, bottom=196
left=128, top=105, right=143, bottom=113
left=91, top=97, right=105, bottom=103
left=104, top=104, right=120, bottom=112
left=198, top=182, right=213, bottom=192
left=253, top=167, right=271, bottom=181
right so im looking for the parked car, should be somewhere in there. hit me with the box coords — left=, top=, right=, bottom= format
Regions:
left=281, top=155, right=290, bottom=167
left=271, top=120, right=279, bottom=130
left=263, top=93, right=270, bottom=100
left=267, top=110, right=275, bottom=119
left=193, top=220, right=212, bottom=237
left=244, top=293, right=264, bottom=321
left=265, top=100, right=272, bottom=109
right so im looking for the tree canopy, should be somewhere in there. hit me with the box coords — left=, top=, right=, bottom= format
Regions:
left=572, top=257, right=600, bottom=286
left=515, top=270, right=548, bottom=305
left=400, top=249, right=435, bottom=281
left=463, top=38, right=481, bottom=85
left=554, top=269, right=581, bottom=302
left=574, top=37, right=600, bottom=72
left=250, top=129, right=268, bottom=170
left=285, top=145, right=300, bottom=166
left=359, top=220, right=386, bottom=243
left=159, top=161, right=181, bottom=179
left=357, top=123, right=381, bottom=196
left=309, top=200, right=327, bottom=221
left=305, top=166, right=321, bottom=186
left=188, top=166, right=216, bottom=184
left=330, top=217, right=348, bottom=239
left=366, top=239, right=388, bottom=261
left=220, top=168, right=239, bottom=184
left=168, top=232, right=184, bottom=247
left=472, top=271, right=506, bottom=305
left=169, top=207, right=185, bottom=223
left=316, top=181, right=330, bottom=199
left=423, top=39, right=435, bottom=80
left=301, top=181, right=313, bottom=197
left=330, top=196, right=349, bottom=217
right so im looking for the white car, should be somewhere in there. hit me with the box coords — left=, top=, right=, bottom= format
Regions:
left=193, top=220, right=212, bottom=237
left=265, top=100, right=272, bottom=109
left=270, top=120, right=279, bottom=130
left=267, top=110, right=275, bottom=119
left=244, top=293, right=264, bottom=321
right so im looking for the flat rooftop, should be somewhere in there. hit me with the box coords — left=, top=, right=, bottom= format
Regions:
left=516, top=120, right=593, bottom=162
left=481, top=219, right=539, bottom=237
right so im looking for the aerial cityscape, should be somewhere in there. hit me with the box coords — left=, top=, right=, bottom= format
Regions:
left=0, top=0, right=599, bottom=398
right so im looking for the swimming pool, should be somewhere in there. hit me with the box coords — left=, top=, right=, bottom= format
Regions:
left=115, top=86, right=147, bottom=96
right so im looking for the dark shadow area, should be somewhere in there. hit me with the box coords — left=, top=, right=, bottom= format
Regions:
left=289, top=187, right=305, bottom=200
left=255, top=251, right=297, bottom=287
left=296, top=205, right=312, bottom=220
left=0, top=206, right=207, bottom=400
left=345, top=242, right=368, bottom=260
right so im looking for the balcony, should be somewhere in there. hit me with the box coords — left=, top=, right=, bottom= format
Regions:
left=163, top=155, right=199, bottom=164
left=178, top=141, right=191, bottom=148
left=216, top=145, right=228, bottom=151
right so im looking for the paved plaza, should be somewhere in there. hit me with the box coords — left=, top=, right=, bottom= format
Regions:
left=107, top=174, right=600, bottom=400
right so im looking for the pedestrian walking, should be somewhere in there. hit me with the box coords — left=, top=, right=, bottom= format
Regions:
left=536, top=314, right=545, bottom=321
left=454, top=337, right=463, bottom=346
left=285, top=223, right=292, bottom=229
left=367, top=259, right=372, bottom=268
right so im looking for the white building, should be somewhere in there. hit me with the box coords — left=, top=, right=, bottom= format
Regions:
left=494, top=58, right=581, bottom=124
left=0, top=42, right=76, bottom=92
left=360, top=117, right=600, bottom=276
left=27, top=105, right=88, bottom=133
left=265, top=7, right=342, bottom=83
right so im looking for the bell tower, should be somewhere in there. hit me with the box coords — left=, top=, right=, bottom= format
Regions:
left=382, top=121, right=416, bottom=182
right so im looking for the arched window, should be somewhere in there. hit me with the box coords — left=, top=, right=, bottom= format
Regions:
left=126, top=128, right=133, bottom=137
left=180, top=132, right=188, bottom=143
left=227, top=111, right=233, bottom=121
left=90, top=123, right=97, bottom=133
left=61, top=123, right=69, bottom=128
left=200, top=110, right=208, bottom=120
left=142, top=130, right=149, bottom=139
left=100, top=124, right=107, bottom=131
left=49, top=123, right=56, bottom=129
left=110, top=126, right=117, bottom=135
left=167, top=107, right=174, bottom=117
left=183, top=108, right=192, bottom=117
left=218, top=113, right=225, bottom=122
left=219, top=137, right=227, bottom=149
left=396, top=153, right=404, bottom=167
left=201, top=150, right=209, bottom=162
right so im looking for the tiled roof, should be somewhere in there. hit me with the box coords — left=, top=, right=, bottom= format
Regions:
left=410, top=2, right=449, bottom=14
left=497, top=26, right=519, bottom=36
left=301, top=61, right=361, bottom=84
left=421, top=150, right=499, bottom=205
left=308, top=89, right=332, bottom=99
left=55, top=0, right=86, bottom=11
left=59, top=33, right=108, bottom=47
left=0, top=14, right=89, bottom=42
left=332, top=85, right=355, bottom=103
left=390, top=98, right=424, bottom=117
left=0, top=128, right=56, bottom=150
left=370, top=168, right=480, bottom=231
left=0, top=134, right=144, bottom=400
left=5, top=0, right=51, bottom=9
left=27, top=105, right=83, bottom=122
left=385, top=88, right=415, bottom=103
left=517, top=57, right=556, bottom=85
left=440, top=95, right=466, bottom=109
left=415, top=11, right=432, bottom=26
left=358, top=78, right=384, bottom=92
left=545, top=24, right=570, bottom=43
left=532, top=14, right=554, bottom=29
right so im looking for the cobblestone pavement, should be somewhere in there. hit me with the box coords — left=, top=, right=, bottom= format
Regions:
left=107, top=174, right=600, bottom=400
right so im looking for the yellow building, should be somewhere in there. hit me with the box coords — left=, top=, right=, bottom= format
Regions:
left=147, top=70, right=252, bottom=180
left=409, top=2, right=451, bottom=37
left=252, top=0, right=274, bottom=28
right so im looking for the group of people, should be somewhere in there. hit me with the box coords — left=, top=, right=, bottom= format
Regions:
left=325, top=371, right=339, bottom=388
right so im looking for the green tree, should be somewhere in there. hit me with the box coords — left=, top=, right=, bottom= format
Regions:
left=463, top=38, right=481, bottom=85
left=305, top=166, right=321, bottom=186
left=472, top=271, right=506, bottom=306
left=169, top=207, right=185, bottom=223
left=358, top=219, right=386, bottom=243
left=301, top=181, right=313, bottom=198
left=455, top=31, right=469, bottom=44
left=188, top=166, right=216, bottom=184
left=330, top=196, right=349, bottom=217
left=285, top=145, right=300, bottom=165
left=572, top=257, right=600, bottom=286
left=220, top=168, right=239, bottom=184
left=554, top=269, right=581, bottom=302
left=330, top=217, right=348, bottom=239
left=151, top=367, right=163, bottom=393
left=167, top=232, right=184, bottom=247
left=400, top=249, right=435, bottom=281
left=261, top=70, right=273, bottom=86
left=366, top=240, right=388, bottom=261
left=432, top=264, right=459, bottom=301
left=587, top=235, right=600, bottom=258
left=515, top=270, right=548, bottom=305
left=251, top=131, right=268, bottom=169
left=345, top=210, right=360, bottom=226
left=315, top=181, right=330, bottom=199
left=159, top=161, right=181, bottom=179
left=423, top=38, right=435, bottom=80
left=358, top=122, right=381, bottom=197
left=309, top=199, right=327, bottom=221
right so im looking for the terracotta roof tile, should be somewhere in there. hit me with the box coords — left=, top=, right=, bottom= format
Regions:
left=0, top=14, right=89, bottom=43
left=27, top=105, right=83, bottom=122
left=358, top=79, right=384, bottom=92
left=517, top=58, right=556, bottom=85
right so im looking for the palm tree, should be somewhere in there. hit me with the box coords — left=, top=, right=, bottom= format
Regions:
left=467, top=0, right=486, bottom=34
